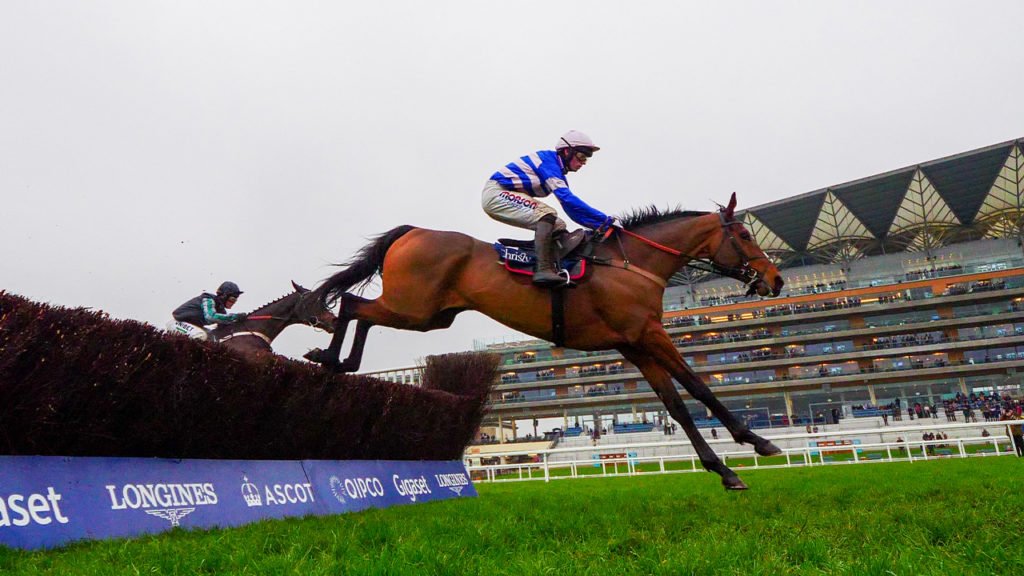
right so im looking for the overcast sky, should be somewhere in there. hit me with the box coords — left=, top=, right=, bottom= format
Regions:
left=2, top=2, right=1022, bottom=372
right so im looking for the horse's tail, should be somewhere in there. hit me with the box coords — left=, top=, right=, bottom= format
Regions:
left=318, top=225, right=417, bottom=305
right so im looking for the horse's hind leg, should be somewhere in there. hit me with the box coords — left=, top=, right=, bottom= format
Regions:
left=336, top=319, right=372, bottom=373
left=619, top=346, right=747, bottom=490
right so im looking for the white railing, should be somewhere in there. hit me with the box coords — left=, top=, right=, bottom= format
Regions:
left=466, top=422, right=1021, bottom=483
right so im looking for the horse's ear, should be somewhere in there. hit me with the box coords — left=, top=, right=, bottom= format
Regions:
left=725, top=192, right=737, bottom=220
left=292, top=280, right=309, bottom=293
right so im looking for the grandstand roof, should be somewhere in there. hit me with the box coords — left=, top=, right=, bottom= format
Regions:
left=737, top=138, right=1024, bottom=268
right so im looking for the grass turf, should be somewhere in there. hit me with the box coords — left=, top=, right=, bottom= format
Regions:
left=1, top=457, right=1020, bottom=575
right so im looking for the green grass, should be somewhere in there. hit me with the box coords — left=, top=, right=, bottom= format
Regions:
left=2, top=458, right=1021, bottom=575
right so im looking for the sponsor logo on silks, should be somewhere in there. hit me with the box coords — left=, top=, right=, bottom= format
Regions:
left=392, top=474, right=432, bottom=502
left=0, top=487, right=70, bottom=528
left=502, top=248, right=532, bottom=264
left=434, top=472, right=470, bottom=496
left=240, top=476, right=314, bottom=508
left=328, top=475, right=386, bottom=505
left=105, top=482, right=218, bottom=527
left=498, top=190, right=538, bottom=211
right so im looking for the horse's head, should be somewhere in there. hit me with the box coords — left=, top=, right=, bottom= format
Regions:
left=710, top=193, right=785, bottom=297
left=291, top=280, right=337, bottom=333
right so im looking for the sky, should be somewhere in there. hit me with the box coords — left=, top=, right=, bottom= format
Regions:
left=2, top=1, right=1023, bottom=373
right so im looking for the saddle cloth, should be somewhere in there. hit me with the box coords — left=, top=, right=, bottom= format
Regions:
left=492, top=241, right=587, bottom=280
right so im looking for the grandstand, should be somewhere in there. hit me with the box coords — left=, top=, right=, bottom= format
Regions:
left=366, top=138, right=1024, bottom=448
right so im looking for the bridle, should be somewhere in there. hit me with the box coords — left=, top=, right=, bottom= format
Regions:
left=615, top=211, right=770, bottom=293
left=218, top=294, right=332, bottom=345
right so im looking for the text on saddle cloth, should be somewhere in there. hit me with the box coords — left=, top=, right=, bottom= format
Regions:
left=492, top=243, right=587, bottom=280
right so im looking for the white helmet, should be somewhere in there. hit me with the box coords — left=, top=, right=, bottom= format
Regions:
left=556, top=130, right=600, bottom=152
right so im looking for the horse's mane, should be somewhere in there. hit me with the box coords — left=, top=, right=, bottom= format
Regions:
left=618, top=206, right=711, bottom=230
left=249, top=291, right=298, bottom=314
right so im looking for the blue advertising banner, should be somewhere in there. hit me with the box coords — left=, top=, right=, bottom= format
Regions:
left=0, top=456, right=475, bottom=550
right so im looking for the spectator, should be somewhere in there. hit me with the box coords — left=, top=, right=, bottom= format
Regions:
left=711, top=428, right=718, bottom=440
left=1002, top=413, right=1023, bottom=457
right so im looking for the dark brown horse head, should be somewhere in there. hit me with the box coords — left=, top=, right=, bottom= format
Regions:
left=713, top=192, right=785, bottom=297
left=291, top=280, right=337, bottom=333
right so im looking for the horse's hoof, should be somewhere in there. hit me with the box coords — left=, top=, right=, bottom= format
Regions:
left=739, top=431, right=783, bottom=457
left=304, top=349, right=342, bottom=371
left=755, top=439, right=783, bottom=457
left=336, top=360, right=359, bottom=373
left=722, top=476, right=748, bottom=491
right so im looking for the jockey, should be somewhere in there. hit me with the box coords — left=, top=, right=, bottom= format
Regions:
left=167, top=281, right=248, bottom=341
left=482, top=130, right=613, bottom=287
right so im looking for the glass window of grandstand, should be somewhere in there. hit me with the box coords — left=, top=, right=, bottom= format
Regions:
left=787, top=361, right=858, bottom=379
left=872, top=353, right=948, bottom=372
left=779, top=319, right=849, bottom=337
left=578, top=364, right=610, bottom=377
left=720, top=389, right=790, bottom=426
left=500, top=372, right=520, bottom=384
left=583, top=383, right=623, bottom=396
left=869, top=331, right=943, bottom=349
left=789, top=388, right=871, bottom=425
left=952, top=300, right=1015, bottom=319
left=507, top=350, right=552, bottom=364
left=906, top=286, right=933, bottom=300
left=717, top=393, right=789, bottom=428
left=787, top=340, right=854, bottom=357
left=966, top=373, right=1023, bottom=396
left=944, top=277, right=1009, bottom=296
left=673, top=334, right=695, bottom=347
left=707, top=369, right=775, bottom=386
left=706, top=347, right=773, bottom=365
left=535, top=368, right=557, bottom=381
left=965, top=346, right=1024, bottom=364
left=958, top=324, right=1019, bottom=340
left=874, top=379, right=961, bottom=409
left=863, top=309, right=938, bottom=328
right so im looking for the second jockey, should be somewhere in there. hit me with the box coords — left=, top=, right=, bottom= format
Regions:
left=482, top=130, right=613, bottom=287
left=168, top=281, right=249, bottom=341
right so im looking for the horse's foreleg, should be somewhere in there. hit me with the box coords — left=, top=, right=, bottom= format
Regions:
left=642, top=327, right=781, bottom=457
left=303, top=293, right=370, bottom=369
left=336, top=320, right=372, bottom=373
left=619, top=346, right=747, bottom=490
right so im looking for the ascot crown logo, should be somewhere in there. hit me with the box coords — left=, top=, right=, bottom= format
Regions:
left=241, top=476, right=262, bottom=507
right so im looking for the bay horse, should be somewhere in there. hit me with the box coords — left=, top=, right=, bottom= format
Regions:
left=308, top=193, right=785, bottom=489
left=213, top=281, right=336, bottom=359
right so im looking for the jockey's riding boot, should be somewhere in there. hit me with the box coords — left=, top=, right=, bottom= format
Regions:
left=533, top=220, right=565, bottom=288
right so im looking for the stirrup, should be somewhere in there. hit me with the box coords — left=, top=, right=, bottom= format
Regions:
left=558, top=268, right=577, bottom=288
left=532, top=271, right=564, bottom=286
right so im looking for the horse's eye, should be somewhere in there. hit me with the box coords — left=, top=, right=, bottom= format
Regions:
left=740, top=232, right=752, bottom=241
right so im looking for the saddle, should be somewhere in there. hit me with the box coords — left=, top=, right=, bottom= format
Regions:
left=492, top=229, right=593, bottom=282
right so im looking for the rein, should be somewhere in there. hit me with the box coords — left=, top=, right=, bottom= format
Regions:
left=619, top=228, right=682, bottom=256
left=609, top=212, right=770, bottom=290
